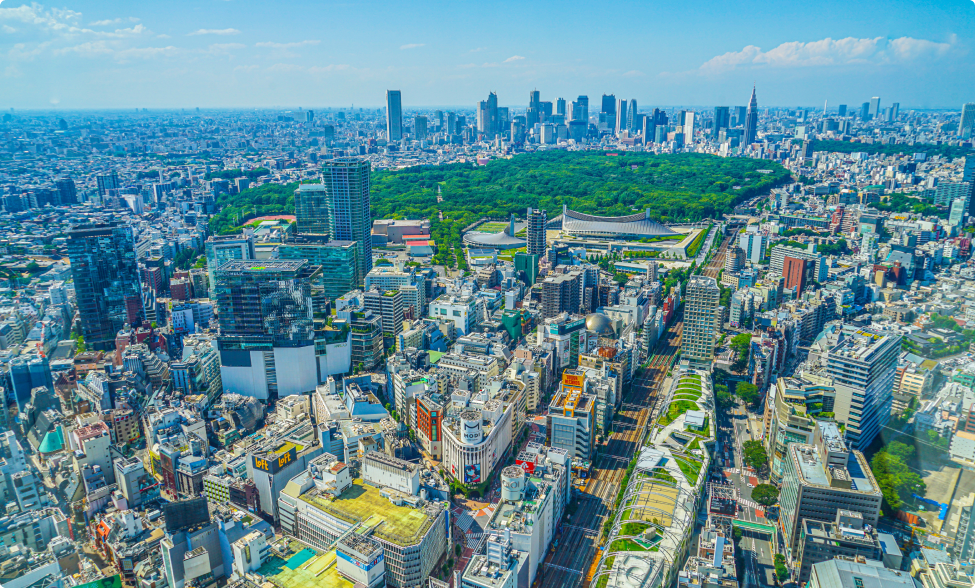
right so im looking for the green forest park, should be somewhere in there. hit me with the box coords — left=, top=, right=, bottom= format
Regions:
left=209, top=151, right=792, bottom=255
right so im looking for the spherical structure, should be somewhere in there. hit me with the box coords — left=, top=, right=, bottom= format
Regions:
left=585, top=313, right=616, bottom=337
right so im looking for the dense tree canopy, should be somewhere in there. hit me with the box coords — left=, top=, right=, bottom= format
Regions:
left=808, top=140, right=971, bottom=159
left=752, top=484, right=780, bottom=507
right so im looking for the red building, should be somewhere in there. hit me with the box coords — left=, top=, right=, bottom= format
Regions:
left=170, top=278, right=193, bottom=301
left=415, top=395, right=443, bottom=458
left=783, top=255, right=811, bottom=295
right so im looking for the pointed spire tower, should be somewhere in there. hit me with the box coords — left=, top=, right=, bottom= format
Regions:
left=744, top=85, right=758, bottom=145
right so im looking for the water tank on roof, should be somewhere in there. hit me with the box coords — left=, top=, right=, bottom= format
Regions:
left=460, top=410, right=482, bottom=445
left=501, top=465, right=526, bottom=501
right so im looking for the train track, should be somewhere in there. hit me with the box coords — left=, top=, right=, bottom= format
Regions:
left=541, top=231, right=733, bottom=588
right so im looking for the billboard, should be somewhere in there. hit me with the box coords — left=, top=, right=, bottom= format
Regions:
left=515, top=459, right=536, bottom=474
left=252, top=447, right=297, bottom=474
left=464, top=463, right=482, bottom=485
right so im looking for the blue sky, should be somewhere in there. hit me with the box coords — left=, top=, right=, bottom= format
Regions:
left=1, top=0, right=973, bottom=110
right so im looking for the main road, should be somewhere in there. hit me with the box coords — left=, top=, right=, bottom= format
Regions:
left=539, top=230, right=736, bottom=588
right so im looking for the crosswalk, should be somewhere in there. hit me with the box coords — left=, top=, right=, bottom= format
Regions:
left=466, top=532, right=483, bottom=549
left=739, top=498, right=758, bottom=509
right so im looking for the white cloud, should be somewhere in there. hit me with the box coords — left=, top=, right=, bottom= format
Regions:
left=90, top=18, right=138, bottom=26
left=267, top=62, right=305, bottom=72
left=469, top=47, right=488, bottom=53
left=308, top=64, right=351, bottom=73
left=188, top=28, right=240, bottom=36
left=622, top=69, right=644, bottom=77
left=503, top=55, right=524, bottom=62
left=233, top=64, right=259, bottom=72
left=2, top=24, right=17, bottom=33
left=208, top=42, right=245, bottom=53
left=399, top=43, right=424, bottom=50
left=699, top=36, right=954, bottom=73
left=115, top=45, right=179, bottom=60
left=254, top=40, right=319, bottom=49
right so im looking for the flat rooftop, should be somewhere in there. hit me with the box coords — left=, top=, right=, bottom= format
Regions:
left=791, top=445, right=876, bottom=494
left=256, top=542, right=351, bottom=588
left=299, top=479, right=434, bottom=545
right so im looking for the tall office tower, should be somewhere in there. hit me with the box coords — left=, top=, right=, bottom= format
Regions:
left=681, top=275, right=721, bottom=370
left=949, top=197, right=967, bottom=226
left=681, top=111, right=695, bottom=143
left=868, top=96, right=880, bottom=119
left=959, top=103, right=975, bottom=139
left=415, top=115, right=428, bottom=140
left=642, top=115, right=656, bottom=142
left=216, top=260, right=324, bottom=400
left=602, top=94, right=616, bottom=129
left=825, top=328, right=900, bottom=450
left=446, top=112, right=457, bottom=136
left=321, top=157, right=373, bottom=284
left=889, top=102, right=899, bottom=122
left=527, top=90, right=541, bottom=128
left=627, top=99, right=638, bottom=131
left=556, top=98, right=566, bottom=117
left=526, top=207, right=548, bottom=258
left=96, top=171, right=119, bottom=197
left=615, top=98, right=627, bottom=136
left=434, top=110, right=444, bottom=128
left=571, top=95, right=589, bottom=122
left=497, top=107, right=509, bottom=129
left=205, top=235, right=255, bottom=299
left=713, top=107, right=730, bottom=140
left=386, top=90, right=403, bottom=141
left=837, top=104, right=848, bottom=117
left=294, top=183, right=330, bottom=234
left=731, top=106, right=746, bottom=127
left=68, top=223, right=144, bottom=350
left=859, top=102, right=870, bottom=120
left=744, top=86, right=758, bottom=145
left=56, top=177, right=78, bottom=205
left=477, top=91, right=499, bottom=138
left=511, top=117, right=526, bottom=143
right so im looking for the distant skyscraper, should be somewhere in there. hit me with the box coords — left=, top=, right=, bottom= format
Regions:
left=627, top=99, right=637, bottom=132
left=571, top=95, right=589, bottom=123
left=713, top=107, right=730, bottom=140
left=415, top=115, right=428, bottom=140
left=446, top=112, right=457, bottom=136
left=744, top=86, right=758, bottom=145
left=556, top=98, right=566, bottom=117
left=732, top=106, right=746, bottom=127
left=601, top=94, right=616, bottom=130
left=868, top=97, right=881, bottom=119
left=859, top=102, right=870, bottom=120
left=889, top=102, right=899, bottom=122
left=322, top=157, right=373, bottom=284
left=526, top=207, right=547, bottom=258
left=56, top=177, right=78, bottom=205
left=96, top=171, right=119, bottom=197
left=681, top=276, right=721, bottom=370
left=837, top=104, right=848, bottom=117
left=477, top=92, right=499, bottom=138
left=642, top=115, right=656, bottom=142
left=386, top=90, right=403, bottom=141
left=681, top=111, right=695, bottom=143
left=527, top=90, right=541, bottom=128
left=68, top=222, right=143, bottom=350
left=958, top=103, right=975, bottom=139
left=615, top=98, right=627, bottom=136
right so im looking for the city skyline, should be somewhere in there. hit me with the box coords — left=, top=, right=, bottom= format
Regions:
left=1, top=0, right=974, bottom=110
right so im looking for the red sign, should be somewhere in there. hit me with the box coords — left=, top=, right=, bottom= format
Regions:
left=516, top=459, right=536, bottom=474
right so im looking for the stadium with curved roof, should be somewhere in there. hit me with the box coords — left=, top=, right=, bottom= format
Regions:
left=556, top=205, right=680, bottom=240
left=463, top=217, right=527, bottom=250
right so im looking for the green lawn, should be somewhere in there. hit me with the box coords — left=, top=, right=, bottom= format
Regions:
left=659, top=400, right=699, bottom=426
left=609, top=538, right=648, bottom=553
left=675, top=456, right=703, bottom=485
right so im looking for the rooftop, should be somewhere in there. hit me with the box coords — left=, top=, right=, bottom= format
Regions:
left=298, top=479, right=435, bottom=545
left=255, top=541, right=351, bottom=588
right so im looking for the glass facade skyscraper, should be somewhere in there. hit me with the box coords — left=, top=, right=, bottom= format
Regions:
left=68, top=222, right=143, bottom=350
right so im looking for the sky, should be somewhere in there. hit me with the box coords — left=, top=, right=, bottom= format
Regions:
left=1, top=0, right=974, bottom=111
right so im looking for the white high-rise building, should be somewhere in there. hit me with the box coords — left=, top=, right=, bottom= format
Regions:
left=959, top=103, right=975, bottom=139
left=681, top=276, right=721, bottom=370
left=738, top=229, right=766, bottom=264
